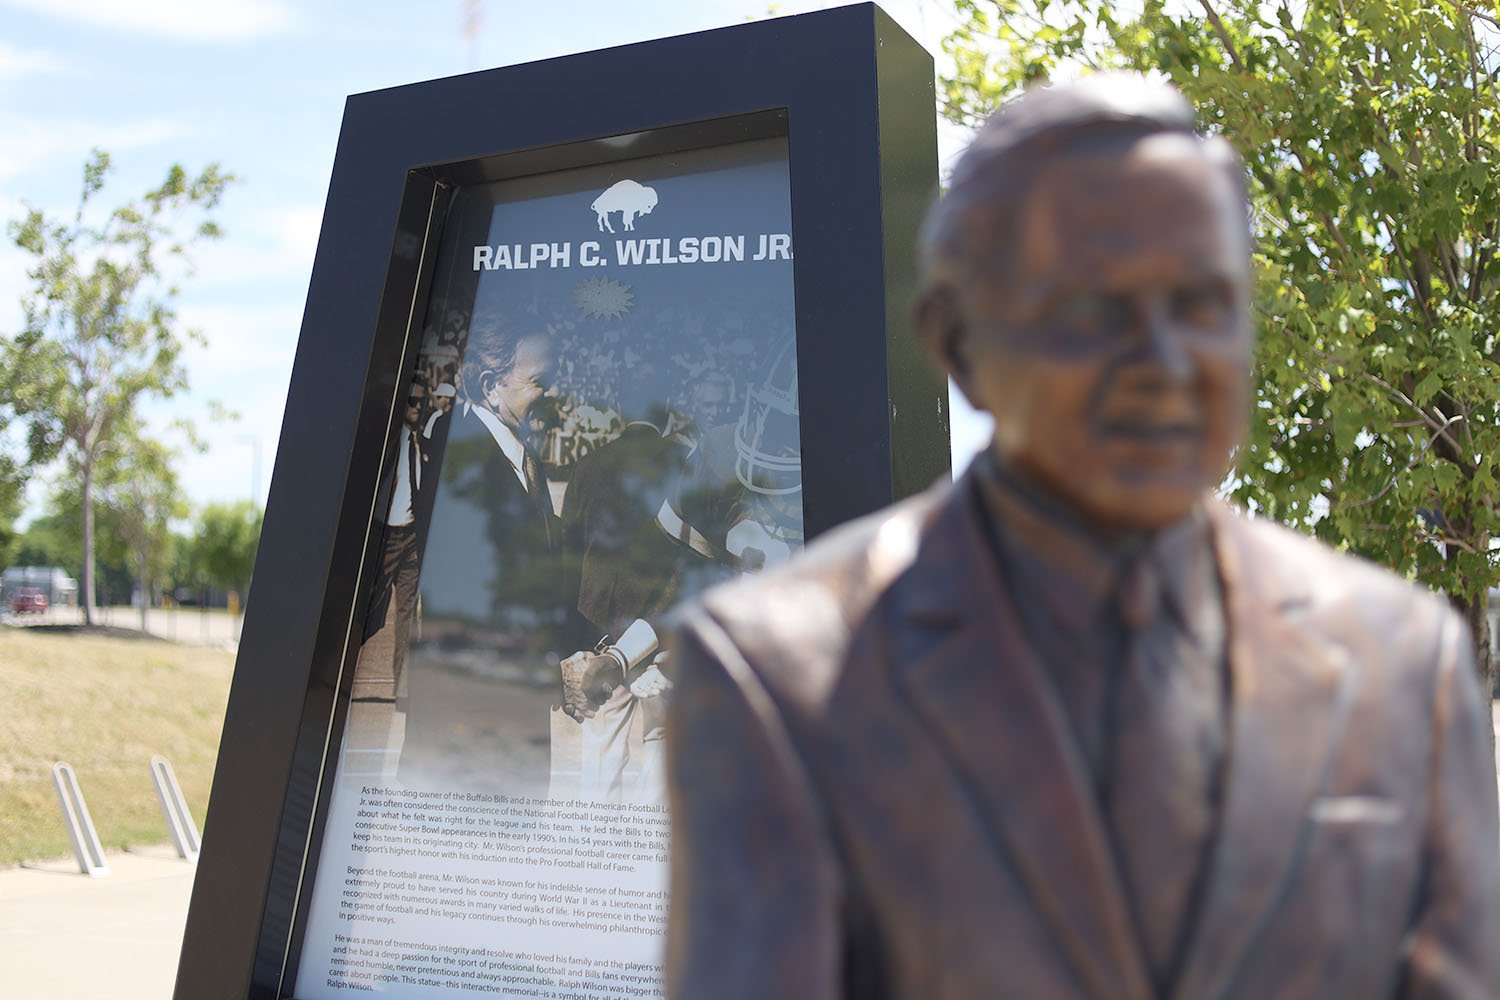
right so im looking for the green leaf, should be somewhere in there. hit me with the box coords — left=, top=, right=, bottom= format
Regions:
left=939, top=0, right=1500, bottom=666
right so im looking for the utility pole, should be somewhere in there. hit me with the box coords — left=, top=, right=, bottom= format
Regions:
left=237, top=434, right=262, bottom=504
left=462, top=0, right=484, bottom=70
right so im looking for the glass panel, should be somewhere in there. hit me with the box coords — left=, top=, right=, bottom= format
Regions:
left=295, top=136, right=801, bottom=999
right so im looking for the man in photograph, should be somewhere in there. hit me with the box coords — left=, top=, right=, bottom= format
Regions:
left=361, top=377, right=430, bottom=708
left=665, top=75, right=1500, bottom=999
left=454, top=317, right=558, bottom=548
left=398, top=313, right=569, bottom=787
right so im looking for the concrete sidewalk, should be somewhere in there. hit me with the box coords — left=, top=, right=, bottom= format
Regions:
left=1, top=847, right=196, bottom=999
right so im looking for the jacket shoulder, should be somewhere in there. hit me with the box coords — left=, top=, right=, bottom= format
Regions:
left=675, top=483, right=947, bottom=707
left=1215, top=505, right=1462, bottom=666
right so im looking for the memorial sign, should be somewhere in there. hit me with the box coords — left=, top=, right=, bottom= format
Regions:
left=298, top=136, right=802, bottom=999
left=176, top=6, right=942, bottom=998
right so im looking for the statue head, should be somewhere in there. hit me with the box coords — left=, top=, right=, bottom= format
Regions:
left=918, top=74, right=1252, bottom=534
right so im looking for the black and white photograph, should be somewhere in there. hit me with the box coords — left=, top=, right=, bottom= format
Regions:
left=343, top=136, right=804, bottom=805
left=290, top=135, right=804, bottom=1000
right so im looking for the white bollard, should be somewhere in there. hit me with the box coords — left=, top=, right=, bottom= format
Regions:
left=149, top=755, right=201, bottom=862
left=51, top=761, right=110, bottom=877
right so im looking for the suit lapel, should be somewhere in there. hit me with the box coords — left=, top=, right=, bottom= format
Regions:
left=892, top=477, right=1151, bottom=1000
left=1170, top=508, right=1354, bottom=1000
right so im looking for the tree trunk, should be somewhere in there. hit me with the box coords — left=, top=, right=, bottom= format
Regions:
left=137, top=546, right=149, bottom=633
left=1456, top=590, right=1496, bottom=761
left=81, top=457, right=95, bottom=626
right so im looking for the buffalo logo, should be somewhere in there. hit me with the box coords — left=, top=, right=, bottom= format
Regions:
left=590, top=179, right=658, bottom=233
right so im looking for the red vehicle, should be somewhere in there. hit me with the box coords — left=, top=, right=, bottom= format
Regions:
left=11, top=588, right=48, bottom=614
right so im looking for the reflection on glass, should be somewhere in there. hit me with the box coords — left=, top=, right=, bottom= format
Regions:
left=296, top=136, right=802, bottom=1000
left=389, top=139, right=803, bottom=802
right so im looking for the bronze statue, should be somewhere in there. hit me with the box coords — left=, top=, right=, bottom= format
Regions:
left=663, top=75, right=1500, bottom=999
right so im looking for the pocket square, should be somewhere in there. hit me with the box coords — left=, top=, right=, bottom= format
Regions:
left=1310, top=796, right=1404, bottom=825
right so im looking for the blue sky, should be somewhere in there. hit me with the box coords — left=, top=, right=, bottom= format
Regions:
left=0, top=0, right=991, bottom=523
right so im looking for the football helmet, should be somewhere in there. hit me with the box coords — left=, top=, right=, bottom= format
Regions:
left=734, top=338, right=802, bottom=496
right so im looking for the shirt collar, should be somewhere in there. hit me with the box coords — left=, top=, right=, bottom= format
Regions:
left=973, top=451, right=1217, bottom=638
left=467, top=401, right=530, bottom=493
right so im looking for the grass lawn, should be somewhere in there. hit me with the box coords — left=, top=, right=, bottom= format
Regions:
left=0, top=625, right=234, bottom=867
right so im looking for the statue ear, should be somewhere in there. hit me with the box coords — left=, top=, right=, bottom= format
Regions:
left=916, top=285, right=974, bottom=396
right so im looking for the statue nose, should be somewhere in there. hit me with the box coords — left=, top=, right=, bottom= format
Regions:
left=1130, top=297, right=1193, bottom=382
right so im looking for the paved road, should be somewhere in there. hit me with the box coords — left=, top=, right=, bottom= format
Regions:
left=6, top=704, right=1500, bottom=999
left=3, top=604, right=241, bottom=650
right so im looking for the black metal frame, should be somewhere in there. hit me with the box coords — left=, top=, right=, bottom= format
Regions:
left=175, top=5, right=943, bottom=997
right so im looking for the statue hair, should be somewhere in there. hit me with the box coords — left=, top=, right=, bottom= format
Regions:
left=920, top=73, right=1246, bottom=285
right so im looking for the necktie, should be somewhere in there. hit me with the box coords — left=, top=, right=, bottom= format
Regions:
left=1104, top=554, right=1220, bottom=990
left=521, top=448, right=553, bottom=544
left=407, top=428, right=421, bottom=494
left=521, top=448, right=542, bottom=498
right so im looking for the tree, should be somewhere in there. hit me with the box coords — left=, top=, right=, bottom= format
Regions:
left=164, top=528, right=202, bottom=598
left=942, top=0, right=1500, bottom=699
left=0, top=455, right=23, bottom=569
left=5, top=150, right=232, bottom=623
left=0, top=385, right=30, bottom=571
left=95, top=425, right=185, bottom=630
left=10, top=503, right=133, bottom=608
left=191, top=500, right=263, bottom=604
left=9, top=509, right=82, bottom=578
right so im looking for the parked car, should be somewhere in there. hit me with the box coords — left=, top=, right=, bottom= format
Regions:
left=11, top=588, right=48, bottom=614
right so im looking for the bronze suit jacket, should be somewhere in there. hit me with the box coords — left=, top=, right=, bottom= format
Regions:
left=665, top=470, right=1500, bottom=1000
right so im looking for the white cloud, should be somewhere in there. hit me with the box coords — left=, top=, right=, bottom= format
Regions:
left=0, top=110, right=184, bottom=186
left=0, top=40, right=64, bottom=82
left=146, top=300, right=302, bottom=508
left=178, top=301, right=302, bottom=377
left=0, top=195, right=30, bottom=335
left=190, top=202, right=323, bottom=289
left=0, top=0, right=296, bottom=41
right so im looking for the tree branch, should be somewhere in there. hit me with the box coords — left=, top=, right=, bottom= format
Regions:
left=1197, top=0, right=1248, bottom=73
left=1384, top=230, right=1439, bottom=327
left=1437, top=0, right=1500, bottom=29
left=1436, top=238, right=1465, bottom=297
left=1335, top=413, right=1464, bottom=511
left=1474, top=220, right=1496, bottom=307
left=1462, top=8, right=1482, bottom=164
left=1265, top=316, right=1474, bottom=465
left=1366, top=373, right=1473, bottom=471
left=1434, top=533, right=1482, bottom=555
